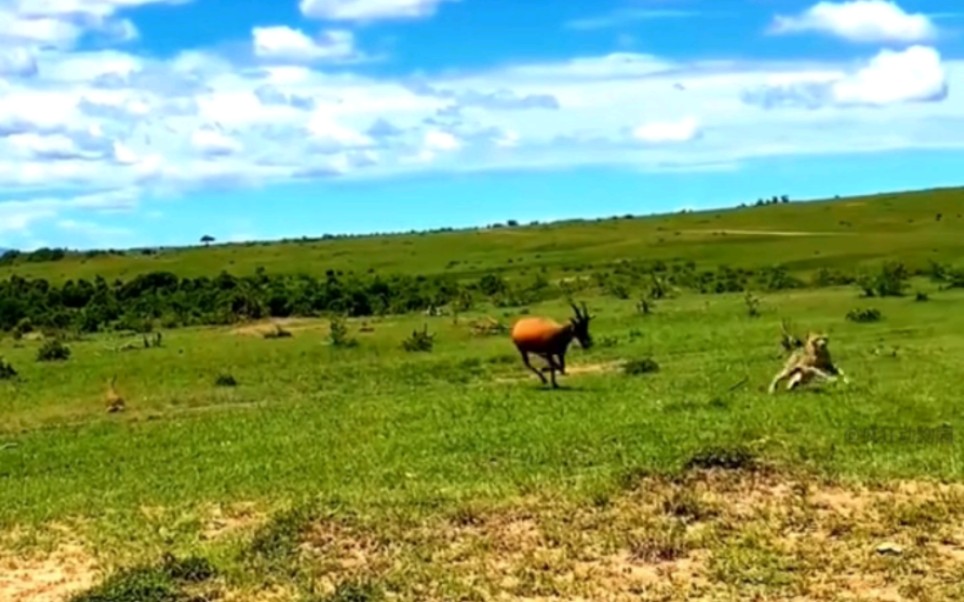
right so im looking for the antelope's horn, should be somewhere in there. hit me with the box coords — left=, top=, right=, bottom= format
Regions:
left=570, top=302, right=582, bottom=319
left=581, top=301, right=590, bottom=319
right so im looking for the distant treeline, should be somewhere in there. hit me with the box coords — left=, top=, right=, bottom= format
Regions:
left=0, top=260, right=959, bottom=335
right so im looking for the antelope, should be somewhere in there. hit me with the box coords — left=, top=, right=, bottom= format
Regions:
left=511, top=301, right=593, bottom=388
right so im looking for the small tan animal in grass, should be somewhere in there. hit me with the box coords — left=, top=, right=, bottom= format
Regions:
left=510, top=301, right=593, bottom=388
left=769, top=332, right=848, bottom=394
left=105, top=375, right=125, bottom=413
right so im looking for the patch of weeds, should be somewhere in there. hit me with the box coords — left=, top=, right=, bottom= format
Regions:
left=214, top=374, right=237, bottom=387
left=624, top=357, right=660, bottom=375
left=241, top=503, right=318, bottom=576
left=710, top=532, right=798, bottom=588
left=304, top=579, right=385, bottom=602
left=684, top=445, right=757, bottom=472
left=0, top=357, right=16, bottom=380
left=597, top=335, right=619, bottom=348
left=627, top=520, right=689, bottom=562
left=915, top=291, right=929, bottom=302
left=662, top=488, right=718, bottom=522
left=401, top=324, right=435, bottom=352
left=263, top=324, right=293, bottom=339
left=69, top=554, right=216, bottom=602
left=37, top=337, right=71, bottom=362
left=846, top=307, right=882, bottom=323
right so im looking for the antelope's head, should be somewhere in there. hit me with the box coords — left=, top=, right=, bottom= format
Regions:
left=805, top=332, right=829, bottom=352
left=568, top=301, right=593, bottom=349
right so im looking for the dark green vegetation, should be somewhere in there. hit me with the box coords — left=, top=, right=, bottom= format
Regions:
left=3, top=187, right=964, bottom=337
left=2, top=186, right=964, bottom=601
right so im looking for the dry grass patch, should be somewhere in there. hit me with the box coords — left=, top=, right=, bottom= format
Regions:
left=0, top=542, right=99, bottom=602
left=282, top=470, right=964, bottom=601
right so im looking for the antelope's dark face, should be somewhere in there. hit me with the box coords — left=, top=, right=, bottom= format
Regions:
left=569, top=302, right=593, bottom=349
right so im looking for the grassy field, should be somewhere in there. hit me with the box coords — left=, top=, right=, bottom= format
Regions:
left=4, top=186, right=964, bottom=285
left=2, top=189, right=964, bottom=601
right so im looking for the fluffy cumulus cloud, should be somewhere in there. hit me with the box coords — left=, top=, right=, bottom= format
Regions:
left=742, top=45, right=948, bottom=109
left=0, top=0, right=961, bottom=247
left=252, top=26, right=361, bottom=63
left=770, top=0, right=938, bottom=43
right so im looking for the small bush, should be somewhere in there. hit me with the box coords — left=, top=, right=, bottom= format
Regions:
left=402, top=324, right=435, bottom=352
left=328, top=316, right=357, bottom=348
left=857, top=262, right=909, bottom=297
left=624, top=357, right=660, bottom=375
left=0, top=357, right=16, bottom=380
left=215, top=374, right=238, bottom=387
left=846, top=307, right=882, bottom=323
left=915, top=291, right=929, bottom=302
left=744, top=291, right=761, bottom=317
left=37, top=338, right=71, bottom=362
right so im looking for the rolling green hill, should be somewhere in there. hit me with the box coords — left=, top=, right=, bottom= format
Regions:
left=3, top=186, right=963, bottom=285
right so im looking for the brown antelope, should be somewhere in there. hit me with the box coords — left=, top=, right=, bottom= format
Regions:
left=511, top=301, right=593, bottom=388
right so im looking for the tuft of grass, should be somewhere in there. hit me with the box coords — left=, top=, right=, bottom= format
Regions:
left=214, top=373, right=238, bottom=387
left=684, top=445, right=758, bottom=472
left=846, top=307, right=882, bottom=323
left=624, top=357, right=660, bottom=375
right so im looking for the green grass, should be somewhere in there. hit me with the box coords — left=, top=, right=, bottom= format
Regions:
left=3, top=187, right=964, bottom=600
left=4, top=186, right=964, bottom=284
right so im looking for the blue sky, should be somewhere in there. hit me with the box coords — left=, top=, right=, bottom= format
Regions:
left=0, top=0, right=962, bottom=250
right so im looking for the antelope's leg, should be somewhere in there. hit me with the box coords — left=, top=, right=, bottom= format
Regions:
left=549, top=364, right=559, bottom=389
left=521, top=350, right=548, bottom=384
left=556, top=353, right=566, bottom=374
left=769, top=368, right=790, bottom=394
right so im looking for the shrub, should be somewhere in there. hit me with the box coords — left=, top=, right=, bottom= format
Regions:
left=402, top=324, right=435, bottom=352
left=846, top=307, right=882, bottom=323
left=0, top=357, right=16, bottom=380
left=857, top=262, right=909, bottom=297
left=37, top=338, right=70, bottom=362
left=328, top=316, right=357, bottom=348
left=215, top=374, right=238, bottom=387
left=744, top=291, right=761, bottom=317
left=915, top=291, right=929, bottom=302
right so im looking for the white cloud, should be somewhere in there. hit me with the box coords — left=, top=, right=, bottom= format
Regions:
left=743, top=45, right=947, bottom=108
left=633, top=117, right=701, bottom=144
left=0, top=0, right=961, bottom=241
left=770, top=0, right=938, bottom=43
left=423, top=129, right=460, bottom=151
left=190, top=128, right=243, bottom=156
left=252, top=26, right=360, bottom=62
left=832, top=45, right=946, bottom=105
left=299, top=0, right=454, bottom=22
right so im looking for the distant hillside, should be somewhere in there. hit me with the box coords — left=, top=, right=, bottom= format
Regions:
left=2, top=186, right=963, bottom=284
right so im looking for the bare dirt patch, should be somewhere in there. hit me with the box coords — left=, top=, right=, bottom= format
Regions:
left=0, top=542, right=99, bottom=602
left=291, top=470, right=964, bottom=601
left=230, top=318, right=320, bottom=337
left=494, top=360, right=625, bottom=384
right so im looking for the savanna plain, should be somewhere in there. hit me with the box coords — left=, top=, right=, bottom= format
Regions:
left=3, top=188, right=964, bottom=601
